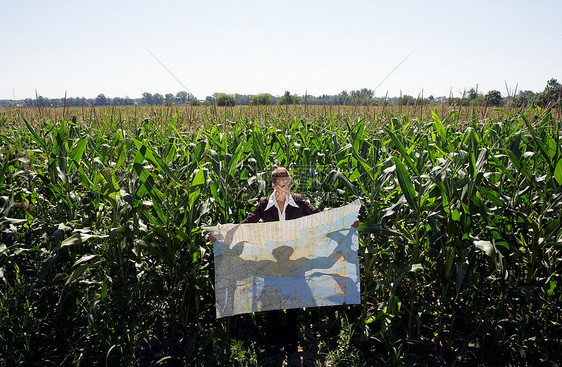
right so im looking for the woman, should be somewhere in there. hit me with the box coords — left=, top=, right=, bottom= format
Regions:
left=242, top=165, right=320, bottom=353
left=210, top=165, right=358, bottom=354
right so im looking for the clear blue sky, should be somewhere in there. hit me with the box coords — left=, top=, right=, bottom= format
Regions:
left=2, top=0, right=561, bottom=100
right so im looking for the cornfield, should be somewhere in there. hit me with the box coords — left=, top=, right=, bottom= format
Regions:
left=1, top=105, right=561, bottom=366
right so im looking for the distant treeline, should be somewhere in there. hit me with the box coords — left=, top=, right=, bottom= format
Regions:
left=2, top=79, right=560, bottom=109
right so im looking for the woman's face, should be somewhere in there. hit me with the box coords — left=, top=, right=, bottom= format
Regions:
left=272, top=178, right=291, bottom=200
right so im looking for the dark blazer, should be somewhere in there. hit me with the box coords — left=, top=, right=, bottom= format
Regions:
left=241, top=193, right=320, bottom=223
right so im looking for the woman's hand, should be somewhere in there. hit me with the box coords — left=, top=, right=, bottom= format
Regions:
left=351, top=219, right=359, bottom=228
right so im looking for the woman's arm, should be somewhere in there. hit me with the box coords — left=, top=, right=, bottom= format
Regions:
left=291, top=194, right=320, bottom=217
left=241, top=197, right=267, bottom=224
left=208, top=198, right=266, bottom=242
left=301, top=200, right=321, bottom=216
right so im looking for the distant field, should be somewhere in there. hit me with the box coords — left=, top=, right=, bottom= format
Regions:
left=0, top=104, right=560, bottom=366
left=1, top=103, right=526, bottom=129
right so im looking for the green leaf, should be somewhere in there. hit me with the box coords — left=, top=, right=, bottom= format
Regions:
left=60, top=233, right=87, bottom=248
left=488, top=153, right=518, bottom=185
left=393, top=157, right=419, bottom=213
left=547, top=137, right=557, bottom=161
left=555, top=158, right=562, bottom=185
left=133, top=138, right=183, bottom=186
left=504, top=149, right=535, bottom=188
left=451, top=209, right=461, bottom=222
left=520, top=112, right=554, bottom=170
left=358, top=223, right=401, bottom=237
left=548, top=280, right=558, bottom=297
left=70, top=138, right=88, bottom=164
left=455, top=262, right=469, bottom=294
left=350, top=147, right=374, bottom=181
left=432, top=109, right=447, bottom=147
left=72, top=254, right=98, bottom=267
left=188, top=187, right=201, bottom=210
left=66, top=260, right=101, bottom=285
left=385, top=128, right=420, bottom=176
left=0, top=217, right=28, bottom=225
left=59, top=232, right=107, bottom=249
left=228, top=141, right=245, bottom=177
left=114, top=143, right=127, bottom=171
left=21, top=115, right=46, bottom=151
left=0, top=159, right=9, bottom=190
left=191, top=168, right=205, bottom=187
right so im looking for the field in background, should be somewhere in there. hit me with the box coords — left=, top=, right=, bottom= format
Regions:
left=1, top=104, right=561, bottom=366
left=1, top=103, right=535, bottom=130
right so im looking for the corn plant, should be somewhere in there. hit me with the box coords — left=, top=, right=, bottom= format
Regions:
left=0, top=104, right=560, bottom=366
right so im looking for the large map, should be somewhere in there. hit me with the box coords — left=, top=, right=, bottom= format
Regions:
left=204, top=199, right=361, bottom=318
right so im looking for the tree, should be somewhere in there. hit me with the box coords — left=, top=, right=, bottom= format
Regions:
left=234, top=94, right=251, bottom=105
left=467, top=88, right=478, bottom=101
left=95, top=94, right=108, bottom=106
left=485, top=90, right=503, bottom=107
left=190, top=99, right=201, bottom=106
left=447, top=97, right=465, bottom=107
left=546, top=78, right=561, bottom=91
left=349, top=88, right=374, bottom=105
left=249, top=93, right=272, bottom=106
left=142, top=92, right=153, bottom=105
left=466, top=88, right=485, bottom=106
left=513, top=90, right=536, bottom=108
left=540, top=78, right=562, bottom=106
left=335, top=90, right=351, bottom=105
left=277, top=91, right=299, bottom=105
left=153, top=93, right=164, bottom=105
left=399, top=95, right=416, bottom=106
left=215, top=93, right=236, bottom=107
left=165, top=93, right=175, bottom=105
left=176, top=91, right=188, bottom=104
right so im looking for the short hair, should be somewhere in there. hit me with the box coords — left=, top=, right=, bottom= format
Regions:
left=271, top=165, right=291, bottom=184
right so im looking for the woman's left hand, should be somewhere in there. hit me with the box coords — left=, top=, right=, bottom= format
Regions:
left=351, top=219, right=359, bottom=228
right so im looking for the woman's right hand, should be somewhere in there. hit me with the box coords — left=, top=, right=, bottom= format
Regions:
left=209, top=235, right=217, bottom=243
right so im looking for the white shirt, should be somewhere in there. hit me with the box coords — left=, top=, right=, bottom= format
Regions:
left=264, top=192, right=299, bottom=221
